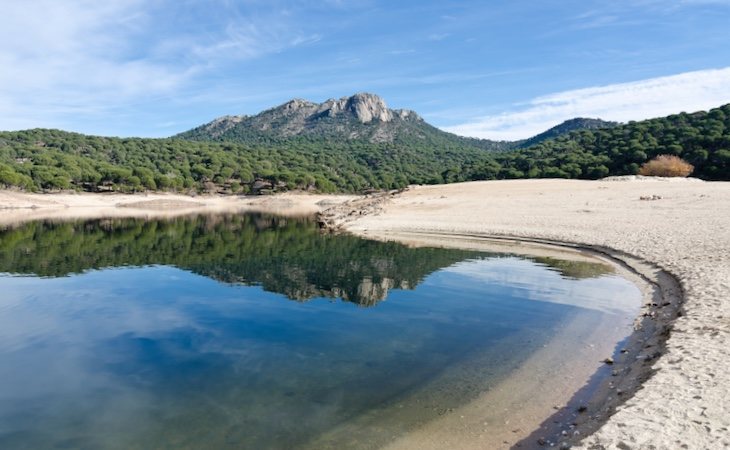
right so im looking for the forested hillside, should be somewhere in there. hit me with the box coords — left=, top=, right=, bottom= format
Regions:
left=0, top=104, right=727, bottom=194
left=0, top=128, right=493, bottom=193
left=465, top=104, right=730, bottom=181
left=516, top=118, right=619, bottom=149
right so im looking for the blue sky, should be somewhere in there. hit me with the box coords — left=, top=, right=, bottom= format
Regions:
left=1, top=0, right=729, bottom=139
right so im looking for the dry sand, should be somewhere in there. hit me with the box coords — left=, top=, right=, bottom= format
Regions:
left=0, top=190, right=355, bottom=225
left=1, top=180, right=728, bottom=449
left=327, top=178, right=730, bottom=450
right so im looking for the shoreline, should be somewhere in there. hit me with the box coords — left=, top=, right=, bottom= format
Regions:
left=326, top=178, right=730, bottom=449
left=0, top=190, right=356, bottom=226
left=357, top=232, right=680, bottom=449
left=1, top=179, right=728, bottom=449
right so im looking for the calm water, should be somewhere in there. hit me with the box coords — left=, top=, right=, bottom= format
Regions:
left=0, top=214, right=640, bottom=449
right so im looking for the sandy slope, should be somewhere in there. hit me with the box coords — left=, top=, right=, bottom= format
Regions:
left=336, top=178, right=730, bottom=450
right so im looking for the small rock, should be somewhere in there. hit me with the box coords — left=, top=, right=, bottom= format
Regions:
left=577, top=405, right=588, bottom=413
left=537, top=437, right=547, bottom=446
left=603, top=357, right=614, bottom=365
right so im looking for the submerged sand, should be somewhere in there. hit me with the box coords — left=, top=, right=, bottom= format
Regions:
left=1, top=179, right=728, bottom=449
left=331, top=178, right=730, bottom=450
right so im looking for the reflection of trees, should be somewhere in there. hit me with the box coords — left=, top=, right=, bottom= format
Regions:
left=0, top=215, right=480, bottom=306
left=0, top=215, right=614, bottom=306
left=533, top=257, right=613, bottom=279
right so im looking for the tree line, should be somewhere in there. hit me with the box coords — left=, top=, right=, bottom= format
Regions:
left=0, top=104, right=727, bottom=193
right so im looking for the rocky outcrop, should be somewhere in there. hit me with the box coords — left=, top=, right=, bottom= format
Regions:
left=179, top=93, right=425, bottom=143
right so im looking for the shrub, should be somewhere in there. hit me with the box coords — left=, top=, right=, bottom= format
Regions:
left=638, top=155, right=694, bottom=177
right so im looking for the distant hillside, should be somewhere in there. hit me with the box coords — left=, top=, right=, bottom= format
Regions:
left=517, top=118, right=619, bottom=148
left=467, top=104, right=730, bottom=181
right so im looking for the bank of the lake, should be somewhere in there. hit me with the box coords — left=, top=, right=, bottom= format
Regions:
left=0, top=190, right=355, bottom=225
left=1, top=178, right=728, bottom=449
left=330, top=178, right=730, bottom=450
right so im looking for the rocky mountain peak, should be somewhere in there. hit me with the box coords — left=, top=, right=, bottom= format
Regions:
left=346, top=92, right=393, bottom=123
left=177, top=92, right=427, bottom=143
left=315, top=92, right=394, bottom=123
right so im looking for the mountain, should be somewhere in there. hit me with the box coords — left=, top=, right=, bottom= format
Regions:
left=176, top=93, right=623, bottom=152
left=0, top=98, right=727, bottom=194
left=178, top=93, right=417, bottom=142
left=176, top=92, right=513, bottom=151
left=517, top=118, right=619, bottom=148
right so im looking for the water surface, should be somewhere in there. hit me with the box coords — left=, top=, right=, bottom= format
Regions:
left=0, top=214, right=640, bottom=449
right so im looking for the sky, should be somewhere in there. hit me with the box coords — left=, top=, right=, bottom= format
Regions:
left=1, top=0, right=730, bottom=140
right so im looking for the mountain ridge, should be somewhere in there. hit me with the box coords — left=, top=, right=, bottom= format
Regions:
left=177, top=92, right=434, bottom=145
left=175, top=92, right=619, bottom=151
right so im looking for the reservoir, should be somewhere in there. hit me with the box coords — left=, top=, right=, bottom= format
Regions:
left=0, top=214, right=640, bottom=449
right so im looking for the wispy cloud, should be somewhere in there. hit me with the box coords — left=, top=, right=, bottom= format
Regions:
left=0, top=0, right=321, bottom=132
left=0, top=1, right=185, bottom=130
left=443, top=67, right=730, bottom=140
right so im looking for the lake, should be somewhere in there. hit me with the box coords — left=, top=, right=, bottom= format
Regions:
left=0, top=214, right=640, bottom=449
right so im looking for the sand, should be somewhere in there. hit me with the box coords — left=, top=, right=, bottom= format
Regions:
left=1, top=180, right=728, bottom=449
left=0, top=190, right=355, bottom=225
left=328, top=178, right=730, bottom=450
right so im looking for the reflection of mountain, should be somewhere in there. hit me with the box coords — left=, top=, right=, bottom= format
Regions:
left=0, top=214, right=615, bottom=306
left=0, top=214, right=482, bottom=306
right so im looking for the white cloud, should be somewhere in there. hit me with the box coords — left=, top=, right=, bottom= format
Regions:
left=443, top=67, right=730, bottom=140
left=0, top=1, right=191, bottom=130
left=0, top=0, right=319, bottom=132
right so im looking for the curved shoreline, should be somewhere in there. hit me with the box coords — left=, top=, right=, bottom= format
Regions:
left=328, top=179, right=730, bottom=450
left=351, top=231, right=681, bottom=449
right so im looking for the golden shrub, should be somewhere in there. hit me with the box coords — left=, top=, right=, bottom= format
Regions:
left=638, top=154, right=694, bottom=177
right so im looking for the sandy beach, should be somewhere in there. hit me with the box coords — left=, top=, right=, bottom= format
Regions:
left=1, top=178, right=728, bottom=449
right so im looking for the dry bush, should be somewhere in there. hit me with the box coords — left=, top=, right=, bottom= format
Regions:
left=638, top=154, right=694, bottom=177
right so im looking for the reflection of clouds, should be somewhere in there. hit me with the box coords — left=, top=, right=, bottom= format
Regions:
left=0, top=266, right=241, bottom=446
left=0, top=259, right=641, bottom=446
left=440, top=257, right=641, bottom=315
left=0, top=268, right=197, bottom=352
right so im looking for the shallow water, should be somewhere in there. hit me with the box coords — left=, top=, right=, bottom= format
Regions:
left=0, top=214, right=640, bottom=449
